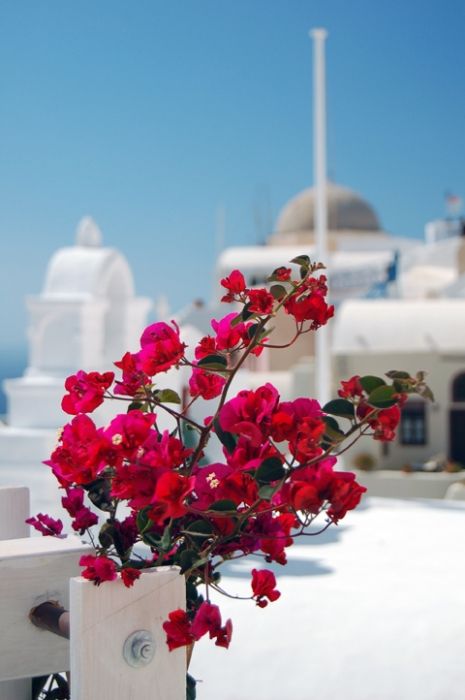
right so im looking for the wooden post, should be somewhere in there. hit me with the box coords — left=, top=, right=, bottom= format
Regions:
left=0, top=530, right=90, bottom=682
left=0, top=486, right=31, bottom=699
left=70, top=567, right=186, bottom=700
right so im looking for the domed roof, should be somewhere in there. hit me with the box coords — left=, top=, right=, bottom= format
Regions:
left=42, top=217, right=135, bottom=300
left=275, top=182, right=381, bottom=236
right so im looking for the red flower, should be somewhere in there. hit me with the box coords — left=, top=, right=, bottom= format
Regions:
left=221, top=270, right=247, bottom=302
left=79, top=554, right=117, bottom=585
left=121, top=567, right=141, bottom=588
left=357, top=401, right=402, bottom=442
left=163, top=609, right=195, bottom=651
left=247, top=288, right=275, bottom=315
left=194, top=335, right=217, bottom=360
left=338, top=375, right=364, bottom=399
left=284, top=288, right=334, bottom=328
left=114, top=352, right=149, bottom=396
left=151, top=472, right=195, bottom=522
left=219, top=384, right=279, bottom=446
left=45, top=414, right=106, bottom=486
left=104, top=410, right=156, bottom=461
left=192, top=601, right=232, bottom=648
left=136, top=322, right=185, bottom=375
left=211, top=313, right=246, bottom=351
left=251, top=568, right=281, bottom=608
left=61, top=488, right=98, bottom=534
left=26, top=513, right=63, bottom=537
left=327, top=473, right=367, bottom=523
left=189, top=367, right=226, bottom=400
left=61, top=370, right=114, bottom=415
left=273, top=266, right=292, bottom=282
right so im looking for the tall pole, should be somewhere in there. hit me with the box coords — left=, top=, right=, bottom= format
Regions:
left=310, top=28, right=331, bottom=406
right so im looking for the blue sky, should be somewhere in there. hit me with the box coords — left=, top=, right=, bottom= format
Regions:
left=0, top=0, right=464, bottom=359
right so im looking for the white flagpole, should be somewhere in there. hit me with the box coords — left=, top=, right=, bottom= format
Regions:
left=310, top=28, right=331, bottom=406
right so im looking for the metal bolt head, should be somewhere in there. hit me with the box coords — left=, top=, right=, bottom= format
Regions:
left=123, top=630, right=155, bottom=668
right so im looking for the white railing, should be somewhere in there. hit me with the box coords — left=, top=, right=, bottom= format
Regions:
left=0, top=486, right=185, bottom=699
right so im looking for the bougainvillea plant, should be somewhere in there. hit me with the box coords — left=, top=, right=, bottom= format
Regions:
left=29, top=255, right=432, bottom=697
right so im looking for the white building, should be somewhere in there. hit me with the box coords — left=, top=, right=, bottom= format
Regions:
left=0, top=218, right=152, bottom=515
left=179, top=182, right=465, bottom=496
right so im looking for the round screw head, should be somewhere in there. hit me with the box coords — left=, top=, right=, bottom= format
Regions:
left=123, top=630, right=155, bottom=668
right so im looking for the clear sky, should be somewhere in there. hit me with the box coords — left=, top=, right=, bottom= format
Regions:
left=1, top=0, right=464, bottom=358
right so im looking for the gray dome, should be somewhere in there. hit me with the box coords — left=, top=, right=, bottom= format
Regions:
left=275, top=182, right=381, bottom=235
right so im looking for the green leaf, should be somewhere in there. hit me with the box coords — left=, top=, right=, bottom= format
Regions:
left=420, top=386, right=435, bottom=402
left=323, top=399, right=355, bottom=420
left=178, top=549, right=199, bottom=574
left=258, top=483, right=280, bottom=501
left=367, top=385, right=398, bottom=409
left=136, top=507, right=153, bottom=534
left=185, top=519, right=214, bottom=538
left=247, top=323, right=261, bottom=339
left=385, top=370, right=411, bottom=380
left=242, top=302, right=254, bottom=321
left=255, top=457, right=286, bottom=484
left=359, top=375, right=386, bottom=394
left=142, top=531, right=161, bottom=548
left=128, top=401, right=143, bottom=412
left=98, top=522, right=114, bottom=549
left=197, top=354, right=228, bottom=371
left=157, top=389, right=181, bottom=404
left=290, top=255, right=310, bottom=268
left=323, top=416, right=345, bottom=440
left=270, top=284, right=286, bottom=300
left=231, top=313, right=245, bottom=327
left=209, top=499, right=237, bottom=512
left=85, top=478, right=113, bottom=512
left=160, top=523, right=172, bottom=552
left=187, top=673, right=197, bottom=700
left=213, top=417, right=237, bottom=454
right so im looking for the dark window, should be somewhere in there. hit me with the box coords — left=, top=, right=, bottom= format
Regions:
left=452, top=372, right=465, bottom=402
left=400, top=401, right=427, bottom=446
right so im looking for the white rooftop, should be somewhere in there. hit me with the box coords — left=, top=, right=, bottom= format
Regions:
left=333, top=298, right=465, bottom=353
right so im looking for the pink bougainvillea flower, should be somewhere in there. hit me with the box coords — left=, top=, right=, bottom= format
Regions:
left=114, top=352, right=150, bottom=397
left=26, top=513, right=64, bottom=537
left=163, top=609, right=195, bottom=651
left=104, top=410, right=156, bottom=461
left=211, top=312, right=246, bottom=351
left=61, top=488, right=98, bottom=534
left=189, top=367, right=226, bottom=400
left=192, top=601, right=233, bottom=648
left=192, top=463, right=233, bottom=510
left=136, top=322, right=186, bottom=375
left=61, top=370, right=114, bottom=415
left=251, top=568, right=281, bottom=608
left=121, top=567, right=141, bottom=588
left=219, top=383, right=279, bottom=446
left=142, top=429, right=192, bottom=470
left=79, top=554, right=117, bottom=585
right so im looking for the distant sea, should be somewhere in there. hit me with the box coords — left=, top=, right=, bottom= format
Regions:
left=0, top=351, right=27, bottom=416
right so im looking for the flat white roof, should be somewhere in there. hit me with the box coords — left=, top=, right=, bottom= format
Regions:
left=333, top=298, right=465, bottom=353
